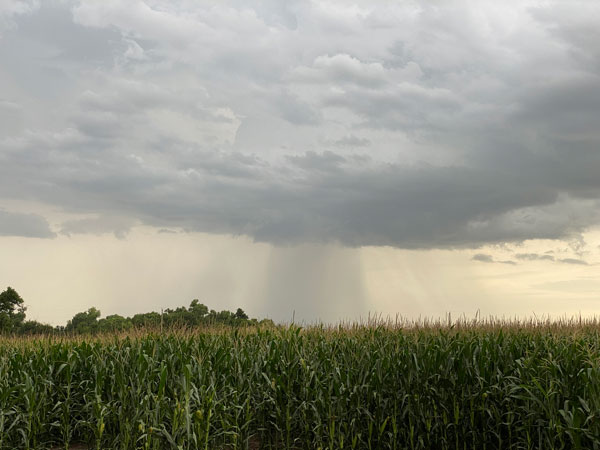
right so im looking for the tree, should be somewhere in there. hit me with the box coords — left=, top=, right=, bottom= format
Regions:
left=20, top=320, right=54, bottom=335
left=0, top=287, right=26, bottom=333
left=235, top=308, right=249, bottom=320
left=98, top=314, right=132, bottom=333
left=65, top=307, right=101, bottom=334
left=131, top=311, right=161, bottom=328
left=188, top=299, right=209, bottom=325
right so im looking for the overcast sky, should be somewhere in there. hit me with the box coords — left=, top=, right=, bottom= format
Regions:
left=1, top=0, right=599, bottom=325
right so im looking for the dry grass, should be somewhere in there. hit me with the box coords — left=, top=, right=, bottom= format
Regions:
left=4, top=313, right=600, bottom=346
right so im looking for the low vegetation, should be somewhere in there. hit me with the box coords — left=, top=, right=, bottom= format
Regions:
left=2, top=317, right=600, bottom=449
left=0, top=287, right=264, bottom=335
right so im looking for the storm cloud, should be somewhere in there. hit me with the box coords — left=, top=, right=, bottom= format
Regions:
left=2, top=0, right=600, bottom=249
left=472, top=254, right=516, bottom=265
left=515, top=253, right=555, bottom=262
left=0, top=209, right=55, bottom=238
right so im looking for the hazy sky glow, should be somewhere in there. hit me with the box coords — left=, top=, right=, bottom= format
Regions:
left=1, top=0, right=599, bottom=324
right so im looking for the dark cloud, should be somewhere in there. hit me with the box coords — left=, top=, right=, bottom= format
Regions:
left=2, top=1, right=600, bottom=249
left=514, top=253, right=590, bottom=265
left=2, top=125, right=600, bottom=248
left=0, top=209, right=56, bottom=238
left=472, top=254, right=493, bottom=263
left=324, top=82, right=461, bottom=132
left=472, top=254, right=516, bottom=265
left=286, top=151, right=346, bottom=173
left=329, top=135, right=371, bottom=148
left=515, top=253, right=555, bottom=262
left=292, top=54, right=387, bottom=87
left=59, top=216, right=135, bottom=239
left=558, top=258, right=589, bottom=266
left=531, top=4, right=600, bottom=71
left=276, top=91, right=322, bottom=126
left=157, top=228, right=178, bottom=234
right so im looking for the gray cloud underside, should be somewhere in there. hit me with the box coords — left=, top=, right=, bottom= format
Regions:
left=558, top=258, right=589, bottom=266
left=60, top=215, right=135, bottom=239
left=1, top=0, right=600, bottom=248
left=472, top=254, right=516, bottom=265
left=514, top=253, right=591, bottom=265
left=0, top=209, right=56, bottom=238
left=515, top=253, right=555, bottom=262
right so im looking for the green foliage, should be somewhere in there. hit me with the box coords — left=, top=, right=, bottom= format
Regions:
left=18, top=320, right=54, bottom=335
left=65, top=307, right=101, bottom=334
left=97, top=314, right=132, bottom=333
left=190, top=299, right=209, bottom=318
left=0, top=286, right=26, bottom=333
left=66, top=301, right=254, bottom=335
left=0, top=286, right=254, bottom=335
left=235, top=308, right=249, bottom=320
left=2, top=326, right=600, bottom=449
left=131, top=311, right=161, bottom=328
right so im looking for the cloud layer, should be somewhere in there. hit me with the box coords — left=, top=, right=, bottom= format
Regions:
left=1, top=0, right=600, bottom=248
left=0, top=209, right=55, bottom=238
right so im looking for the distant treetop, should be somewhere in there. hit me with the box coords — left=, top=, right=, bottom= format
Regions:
left=0, top=287, right=270, bottom=335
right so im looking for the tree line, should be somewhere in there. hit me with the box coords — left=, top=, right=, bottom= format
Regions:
left=0, top=286, right=271, bottom=335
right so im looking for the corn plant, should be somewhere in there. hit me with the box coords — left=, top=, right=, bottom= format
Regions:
left=1, top=320, right=600, bottom=449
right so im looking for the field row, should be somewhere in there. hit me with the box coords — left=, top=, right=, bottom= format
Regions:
left=1, top=326, right=600, bottom=449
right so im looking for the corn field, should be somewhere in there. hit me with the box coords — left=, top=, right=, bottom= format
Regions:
left=1, top=321, right=600, bottom=449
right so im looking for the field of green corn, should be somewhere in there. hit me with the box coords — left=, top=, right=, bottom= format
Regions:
left=2, top=322, right=600, bottom=450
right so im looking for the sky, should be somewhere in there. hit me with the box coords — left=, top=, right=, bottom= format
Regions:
left=1, top=0, right=599, bottom=325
